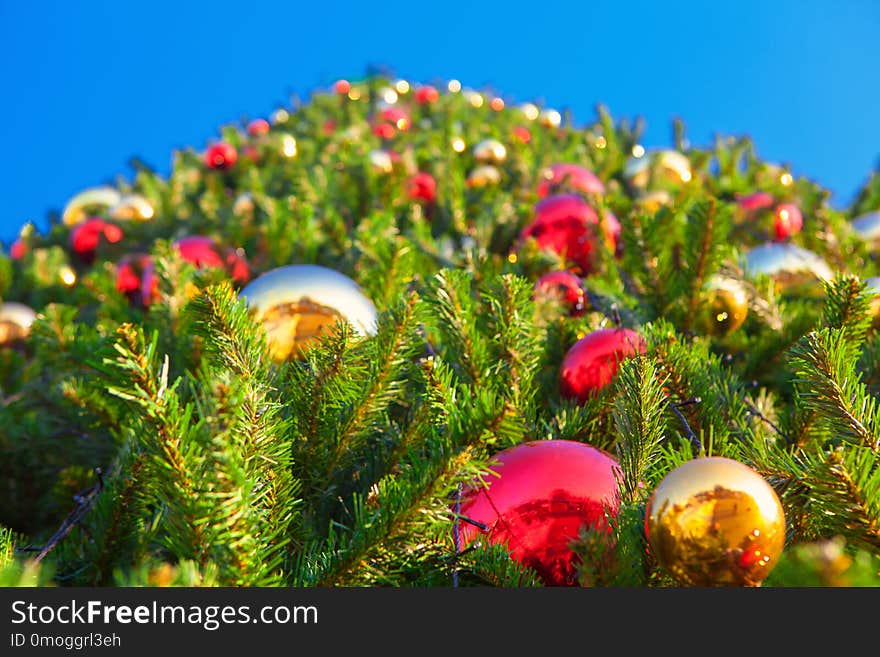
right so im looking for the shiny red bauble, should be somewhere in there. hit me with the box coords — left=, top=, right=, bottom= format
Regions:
left=70, top=218, right=124, bottom=263
left=407, top=172, right=437, bottom=203
left=9, top=239, right=27, bottom=260
left=414, top=85, right=439, bottom=104
left=773, top=203, right=803, bottom=241
left=373, top=123, right=397, bottom=139
left=512, top=125, right=531, bottom=144
left=519, top=194, right=618, bottom=274
left=736, top=191, right=775, bottom=214
left=204, top=142, right=238, bottom=170
left=175, top=236, right=250, bottom=283
left=116, top=253, right=158, bottom=308
left=457, top=440, right=621, bottom=586
left=333, top=79, right=351, bottom=95
left=536, top=163, right=605, bottom=198
left=559, top=328, right=645, bottom=403
left=246, top=119, right=270, bottom=137
left=533, top=270, right=586, bottom=316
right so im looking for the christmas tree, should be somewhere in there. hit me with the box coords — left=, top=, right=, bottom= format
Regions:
left=1, top=74, right=879, bottom=588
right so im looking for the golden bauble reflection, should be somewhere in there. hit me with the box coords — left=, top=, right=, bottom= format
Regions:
left=472, top=138, right=507, bottom=164
left=744, top=242, right=833, bottom=294
left=467, top=165, right=501, bottom=188
left=645, top=457, right=786, bottom=587
left=239, top=264, right=378, bottom=363
left=624, top=149, right=692, bottom=191
left=698, top=277, right=749, bottom=335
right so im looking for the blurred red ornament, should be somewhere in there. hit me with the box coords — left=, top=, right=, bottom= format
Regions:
left=407, top=172, right=437, bottom=203
left=175, top=236, right=250, bottom=283
left=323, top=119, right=337, bottom=135
left=373, top=123, right=397, bottom=139
left=513, top=125, right=531, bottom=143
left=533, top=270, right=586, bottom=316
left=247, top=119, right=270, bottom=137
left=774, top=203, right=803, bottom=240
left=116, top=254, right=159, bottom=308
left=379, top=107, right=409, bottom=130
left=736, top=191, right=774, bottom=214
left=70, top=218, right=124, bottom=263
left=536, top=163, right=605, bottom=198
left=334, top=79, right=351, bottom=94
left=457, top=440, right=621, bottom=586
left=559, top=328, right=645, bottom=403
left=242, top=145, right=260, bottom=163
left=414, top=85, right=439, bottom=104
left=519, top=194, right=617, bottom=274
left=9, top=239, right=27, bottom=260
left=204, top=142, right=238, bottom=170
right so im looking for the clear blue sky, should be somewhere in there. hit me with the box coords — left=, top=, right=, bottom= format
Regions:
left=1, top=1, right=878, bottom=243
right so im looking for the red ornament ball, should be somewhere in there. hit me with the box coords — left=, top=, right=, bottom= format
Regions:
left=773, top=203, right=803, bottom=241
left=334, top=79, right=351, bottom=95
left=536, top=163, right=605, bottom=198
left=414, top=85, right=440, bottom=104
left=116, top=253, right=159, bottom=308
left=175, top=236, right=250, bottom=283
left=533, top=270, right=586, bottom=316
left=70, top=218, right=124, bottom=263
left=204, top=142, right=238, bottom=170
left=736, top=191, right=775, bottom=214
left=519, top=194, right=617, bottom=274
left=457, top=440, right=621, bottom=586
left=9, top=239, right=27, bottom=260
left=407, top=172, right=437, bottom=203
left=512, top=125, right=531, bottom=144
left=247, top=119, right=270, bottom=137
left=559, top=328, right=645, bottom=403
left=373, top=122, right=397, bottom=140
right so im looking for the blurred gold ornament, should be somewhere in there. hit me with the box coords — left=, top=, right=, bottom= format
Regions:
left=233, top=192, right=256, bottom=217
left=866, top=276, right=880, bottom=329
left=851, top=210, right=880, bottom=243
left=451, top=137, right=466, bottom=153
left=744, top=242, right=833, bottom=292
left=645, top=456, right=786, bottom=587
left=447, top=79, right=462, bottom=93
left=0, top=301, right=37, bottom=346
left=698, top=277, right=748, bottom=335
left=368, top=150, right=394, bottom=175
left=637, top=190, right=672, bottom=214
left=271, top=109, right=290, bottom=124
left=62, top=186, right=122, bottom=226
left=281, top=134, right=298, bottom=158
left=467, top=165, right=501, bottom=188
left=59, top=266, right=77, bottom=287
left=110, top=194, right=155, bottom=221
left=624, top=149, right=692, bottom=190
left=538, top=108, right=562, bottom=128
left=519, top=103, right=540, bottom=121
left=239, top=264, right=378, bottom=361
left=394, top=79, right=410, bottom=94
left=473, top=138, right=507, bottom=164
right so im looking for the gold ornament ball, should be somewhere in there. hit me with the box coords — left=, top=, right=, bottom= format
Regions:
left=538, top=108, right=562, bottom=128
left=472, top=138, right=507, bottom=164
left=698, top=277, right=749, bottom=335
left=624, top=149, right=692, bottom=191
left=239, top=264, right=378, bottom=362
left=645, top=457, right=786, bottom=587
left=368, top=149, right=394, bottom=175
left=851, top=210, right=880, bottom=245
left=0, top=302, right=37, bottom=346
left=62, top=186, right=122, bottom=226
left=466, top=165, right=501, bottom=188
left=744, top=242, right=833, bottom=294
left=866, top=276, right=880, bottom=329
left=110, top=194, right=155, bottom=221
